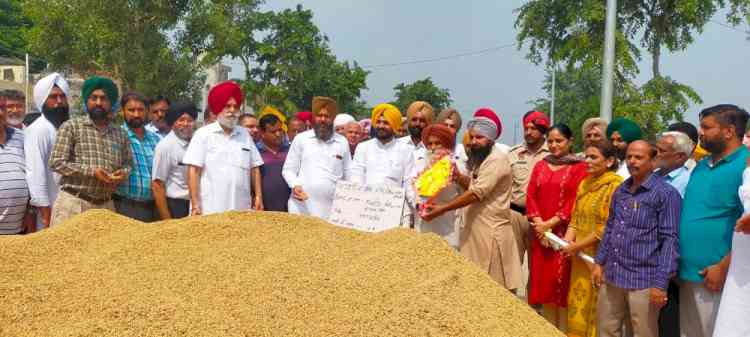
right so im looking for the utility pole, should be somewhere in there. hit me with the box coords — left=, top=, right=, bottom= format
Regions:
left=550, top=65, right=556, bottom=124
left=25, top=53, right=29, bottom=113
left=599, top=0, right=617, bottom=122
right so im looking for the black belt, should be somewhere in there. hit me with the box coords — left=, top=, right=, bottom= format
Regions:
left=510, top=203, right=526, bottom=215
left=112, top=194, right=154, bottom=207
left=62, top=187, right=111, bottom=205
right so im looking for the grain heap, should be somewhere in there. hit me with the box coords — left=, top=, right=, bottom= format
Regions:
left=0, top=210, right=563, bottom=337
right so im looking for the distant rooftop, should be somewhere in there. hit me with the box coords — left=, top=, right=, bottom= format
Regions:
left=0, top=56, right=24, bottom=66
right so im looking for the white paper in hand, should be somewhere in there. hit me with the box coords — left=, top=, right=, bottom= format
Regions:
left=544, top=232, right=596, bottom=264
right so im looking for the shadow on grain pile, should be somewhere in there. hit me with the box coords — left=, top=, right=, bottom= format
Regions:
left=0, top=209, right=563, bottom=337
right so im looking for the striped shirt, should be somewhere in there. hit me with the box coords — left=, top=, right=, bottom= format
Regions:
left=0, top=127, right=29, bottom=234
left=49, top=118, right=133, bottom=201
left=595, top=173, right=681, bottom=290
left=116, top=125, right=160, bottom=201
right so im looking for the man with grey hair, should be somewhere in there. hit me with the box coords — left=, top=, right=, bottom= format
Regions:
left=1, top=90, right=25, bottom=129
left=654, top=130, right=694, bottom=337
left=582, top=117, right=608, bottom=148
left=655, top=131, right=694, bottom=197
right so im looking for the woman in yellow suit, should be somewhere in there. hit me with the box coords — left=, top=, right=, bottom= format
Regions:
left=562, top=141, right=622, bottom=337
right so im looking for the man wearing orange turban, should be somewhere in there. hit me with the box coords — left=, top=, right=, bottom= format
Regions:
left=421, top=124, right=456, bottom=152
left=282, top=96, right=352, bottom=220
left=400, top=101, right=434, bottom=150
left=350, top=103, right=416, bottom=226
left=183, top=81, right=264, bottom=216
left=409, top=123, right=461, bottom=247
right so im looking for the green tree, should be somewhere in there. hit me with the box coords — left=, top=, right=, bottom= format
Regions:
left=0, top=0, right=45, bottom=72
left=182, top=3, right=369, bottom=116
left=24, top=0, right=203, bottom=101
left=533, top=65, right=701, bottom=146
left=516, top=0, right=750, bottom=79
left=0, top=0, right=28, bottom=58
left=392, top=77, right=452, bottom=113
left=515, top=0, right=747, bottom=126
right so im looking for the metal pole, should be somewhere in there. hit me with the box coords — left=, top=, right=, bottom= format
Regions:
left=550, top=65, right=556, bottom=124
left=599, top=0, right=617, bottom=122
left=25, top=53, right=29, bottom=113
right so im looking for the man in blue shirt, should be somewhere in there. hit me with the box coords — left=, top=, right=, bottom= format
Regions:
left=656, top=131, right=694, bottom=197
left=593, top=140, right=681, bottom=337
left=114, top=92, right=161, bottom=222
left=654, top=130, right=695, bottom=337
left=679, top=104, right=750, bottom=337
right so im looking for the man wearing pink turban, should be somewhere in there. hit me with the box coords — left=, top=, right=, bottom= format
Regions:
left=422, top=108, right=521, bottom=291
left=183, top=81, right=264, bottom=215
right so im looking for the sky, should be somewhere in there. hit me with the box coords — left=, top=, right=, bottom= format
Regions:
left=227, top=1, right=750, bottom=145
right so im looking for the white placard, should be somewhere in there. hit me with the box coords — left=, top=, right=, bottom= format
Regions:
left=328, top=181, right=405, bottom=233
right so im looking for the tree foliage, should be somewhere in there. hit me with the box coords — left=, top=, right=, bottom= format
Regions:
left=515, top=0, right=748, bottom=128
left=0, top=0, right=45, bottom=72
left=182, top=3, right=369, bottom=115
left=23, top=0, right=204, bottom=101
left=392, top=77, right=452, bottom=113
left=516, top=0, right=750, bottom=78
left=533, top=65, right=702, bottom=146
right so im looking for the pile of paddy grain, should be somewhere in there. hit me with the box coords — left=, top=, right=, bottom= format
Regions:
left=0, top=210, right=563, bottom=337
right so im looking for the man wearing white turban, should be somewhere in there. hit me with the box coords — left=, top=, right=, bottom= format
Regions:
left=24, top=72, right=71, bottom=229
left=333, top=113, right=355, bottom=135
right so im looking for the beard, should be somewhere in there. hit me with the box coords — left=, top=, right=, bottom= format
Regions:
left=125, top=117, right=145, bottom=129
left=614, top=146, right=627, bottom=160
left=173, top=126, right=194, bottom=141
left=6, top=115, right=24, bottom=127
left=218, top=115, right=238, bottom=129
left=374, top=127, right=394, bottom=142
left=408, top=126, right=423, bottom=140
left=701, top=137, right=726, bottom=156
left=41, top=105, right=70, bottom=129
left=314, top=122, right=334, bottom=141
left=467, top=143, right=493, bottom=172
left=88, top=107, right=109, bottom=121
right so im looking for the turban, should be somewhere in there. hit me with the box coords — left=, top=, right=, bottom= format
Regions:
left=333, top=114, right=356, bottom=128
left=81, top=76, right=118, bottom=109
left=296, top=111, right=313, bottom=124
left=523, top=110, right=550, bottom=132
left=406, top=101, right=434, bottom=123
left=260, top=106, right=288, bottom=132
left=472, top=108, right=502, bottom=139
left=166, top=102, right=198, bottom=127
left=33, top=72, right=69, bottom=112
left=312, top=96, right=338, bottom=116
left=606, top=117, right=642, bottom=143
left=359, top=118, right=371, bottom=134
left=582, top=117, right=608, bottom=136
left=371, top=103, right=402, bottom=132
left=437, top=108, right=462, bottom=129
left=422, top=124, right=456, bottom=151
left=693, top=143, right=709, bottom=162
left=208, top=81, right=243, bottom=115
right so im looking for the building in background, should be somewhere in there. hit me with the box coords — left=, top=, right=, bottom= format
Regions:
left=200, top=62, right=232, bottom=123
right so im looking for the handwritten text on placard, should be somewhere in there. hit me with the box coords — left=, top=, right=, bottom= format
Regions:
left=328, top=181, right=405, bottom=233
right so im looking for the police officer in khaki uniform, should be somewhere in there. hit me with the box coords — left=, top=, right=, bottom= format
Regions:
left=507, top=110, right=551, bottom=299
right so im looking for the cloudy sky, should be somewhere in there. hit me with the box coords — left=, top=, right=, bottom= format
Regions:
left=228, top=1, right=750, bottom=145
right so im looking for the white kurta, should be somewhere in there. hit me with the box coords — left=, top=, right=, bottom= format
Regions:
left=616, top=161, right=631, bottom=179
left=350, top=138, right=415, bottom=189
left=282, top=130, right=352, bottom=220
left=408, top=147, right=461, bottom=248
left=713, top=167, right=750, bottom=337
left=182, top=122, right=263, bottom=215
left=24, top=115, right=61, bottom=230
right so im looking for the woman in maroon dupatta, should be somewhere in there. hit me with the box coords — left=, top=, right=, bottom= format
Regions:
left=526, top=124, right=588, bottom=331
